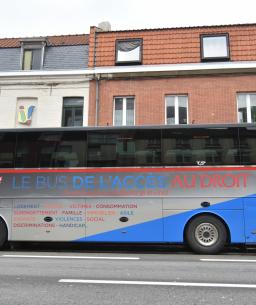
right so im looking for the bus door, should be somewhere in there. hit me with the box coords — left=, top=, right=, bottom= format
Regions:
left=85, top=198, right=163, bottom=242
left=244, top=198, right=256, bottom=243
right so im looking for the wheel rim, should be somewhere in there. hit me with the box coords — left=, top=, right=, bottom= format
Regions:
left=194, top=222, right=219, bottom=247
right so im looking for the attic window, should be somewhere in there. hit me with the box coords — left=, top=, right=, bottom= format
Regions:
left=201, top=34, right=230, bottom=61
left=21, top=38, right=46, bottom=70
left=23, top=49, right=42, bottom=70
left=116, top=39, right=142, bottom=65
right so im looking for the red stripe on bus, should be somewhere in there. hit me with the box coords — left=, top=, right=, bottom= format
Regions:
left=0, top=167, right=256, bottom=174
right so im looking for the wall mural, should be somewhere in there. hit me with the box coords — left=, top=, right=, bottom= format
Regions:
left=18, top=105, right=35, bottom=125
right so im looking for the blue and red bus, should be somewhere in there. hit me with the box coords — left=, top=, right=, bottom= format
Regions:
left=0, top=124, right=256, bottom=254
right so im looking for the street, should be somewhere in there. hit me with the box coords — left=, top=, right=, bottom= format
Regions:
left=0, top=245, right=256, bottom=305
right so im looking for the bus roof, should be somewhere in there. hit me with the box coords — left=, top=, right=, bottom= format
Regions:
left=1, top=123, right=256, bottom=133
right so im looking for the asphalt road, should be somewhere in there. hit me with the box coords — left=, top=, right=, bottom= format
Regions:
left=1, top=245, right=256, bottom=305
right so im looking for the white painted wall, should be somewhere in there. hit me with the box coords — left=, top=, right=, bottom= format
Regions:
left=0, top=75, right=90, bottom=128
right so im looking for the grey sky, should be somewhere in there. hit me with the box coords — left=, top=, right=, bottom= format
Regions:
left=0, top=0, right=255, bottom=38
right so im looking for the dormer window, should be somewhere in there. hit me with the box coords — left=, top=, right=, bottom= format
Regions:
left=200, top=34, right=230, bottom=61
left=20, top=38, right=47, bottom=70
left=115, top=39, right=142, bottom=65
left=23, top=49, right=42, bottom=70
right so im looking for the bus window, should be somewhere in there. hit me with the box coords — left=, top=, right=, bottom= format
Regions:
left=51, top=131, right=86, bottom=167
left=15, top=131, right=86, bottom=168
left=132, top=129, right=161, bottom=166
left=239, top=127, right=256, bottom=165
left=16, top=132, right=41, bottom=168
left=162, top=127, right=239, bottom=166
left=87, top=129, right=161, bottom=167
left=0, top=132, right=16, bottom=168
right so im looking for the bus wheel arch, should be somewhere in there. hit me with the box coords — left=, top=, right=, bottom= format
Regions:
left=184, top=213, right=230, bottom=254
left=0, top=217, right=8, bottom=249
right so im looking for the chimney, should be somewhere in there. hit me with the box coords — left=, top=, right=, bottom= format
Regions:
left=98, top=21, right=111, bottom=32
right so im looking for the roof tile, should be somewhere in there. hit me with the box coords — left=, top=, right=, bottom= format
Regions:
left=93, top=23, right=256, bottom=66
left=0, top=34, right=89, bottom=48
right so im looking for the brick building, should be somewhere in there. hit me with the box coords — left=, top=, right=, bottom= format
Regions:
left=88, top=23, right=256, bottom=126
left=1, top=23, right=256, bottom=129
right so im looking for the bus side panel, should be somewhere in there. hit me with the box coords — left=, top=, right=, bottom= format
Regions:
left=85, top=198, right=163, bottom=242
left=11, top=199, right=86, bottom=241
left=163, top=197, right=244, bottom=211
left=244, top=197, right=256, bottom=244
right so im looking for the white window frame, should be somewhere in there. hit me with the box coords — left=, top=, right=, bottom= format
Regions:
left=165, top=95, right=188, bottom=125
left=113, top=97, right=135, bottom=126
left=237, top=93, right=256, bottom=123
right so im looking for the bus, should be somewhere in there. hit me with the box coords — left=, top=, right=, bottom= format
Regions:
left=0, top=124, right=256, bottom=254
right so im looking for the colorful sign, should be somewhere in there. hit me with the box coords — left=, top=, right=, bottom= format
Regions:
left=0, top=167, right=252, bottom=198
left=18, top=105, right=35, bottom=125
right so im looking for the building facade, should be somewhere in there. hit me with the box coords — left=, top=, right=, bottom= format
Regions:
left=0, top=35, right=91, bottom=128
left=1, top=24, right=256, bottom=129
left=88, top=24, right=256, bottom=126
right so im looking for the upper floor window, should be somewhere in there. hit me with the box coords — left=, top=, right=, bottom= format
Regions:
left=166, top=95, right=188, bottom=125
left=21, top=38, right=47, bottom=70
left=201, top=34, right=230, bottom=61
left=114, top=97, right=135, bottom=126
left=23, top=48, right=42, bottom=70
left=115, top=39, right=142, bottom=65
left=62, top=97, right=84, bottom=127
left=237, top=93, right=256, bottom=123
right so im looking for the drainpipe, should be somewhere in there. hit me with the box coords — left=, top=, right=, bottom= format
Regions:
left=95, top=74, right=100, bottom=126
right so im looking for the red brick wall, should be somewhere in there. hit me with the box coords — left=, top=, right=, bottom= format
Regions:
left=88, top=74, right=256, bottom=126
left=92, top=24, right=256, bottom=67
left=88, top=26, right=97, bottom=68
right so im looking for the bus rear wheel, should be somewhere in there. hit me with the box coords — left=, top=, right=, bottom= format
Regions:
left=185, top=215, right=227, bottom=254
left=0, top=218, right=7, bottom=249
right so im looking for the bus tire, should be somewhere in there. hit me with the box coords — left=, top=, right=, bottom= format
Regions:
left=185, top=215, right=227, bottom=254
left=0, top=218, right=7, bottom=250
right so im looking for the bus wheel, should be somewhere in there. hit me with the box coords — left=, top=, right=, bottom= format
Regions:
left=185, top=215, right=227, bottom=254
left=0, top=218, right=7, bottom=249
